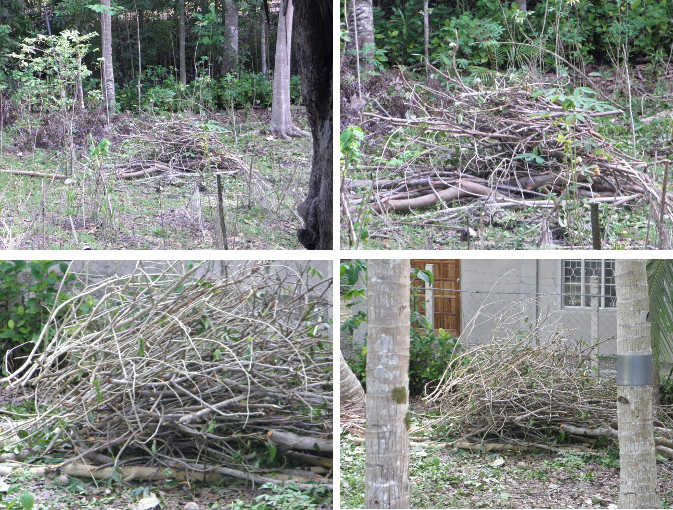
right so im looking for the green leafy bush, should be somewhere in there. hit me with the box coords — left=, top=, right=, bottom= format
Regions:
left=0, top=261, right=75, bottom=375
left=115, top=68, right=300, bottom=112
left=229, top=482, right=331, bottom=510
left=408, top=327, right=462, bottom=395
left=341, top=261, right=465, bottom=394
left=371, top=0, right=673, bottom=69
left=0, top=489, right=35, bottom=510
left=434, top=12, right=505, bottom=69
left=214, top=72, right=273, bottom=109
left=344, top=326, right=462, bottom=395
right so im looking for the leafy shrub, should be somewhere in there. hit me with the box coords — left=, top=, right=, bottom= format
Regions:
left=345, top=326, right=462, bottom=395
left=408, top=327, right=462, bottom=395
left=214, top=72, right=271, bottom=109
left=0, top=490, right=35, bottom=510
left=290, top=74, right=303, bottom=105
left=230, top=482, right=331, bottom=510
left=115, top=68, right=301, bottom=112
left=0, top=261, right=76, bottom=375
left=434, top=12, right=505, bottom=69
left=371, top=0, right=673, bottom=69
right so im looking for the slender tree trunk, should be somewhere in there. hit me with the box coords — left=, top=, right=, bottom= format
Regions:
left=347, top=0, right=375, bottom=72
left=179, top=0, right=186, bottom=85
left=100, top=0, right=115, bottom=109
left=516, top=0, right=527, bottom=10
left=270, top=0, right=307, bottom=139
left=340, top=350, right=365, bottom=409
left=616, top=259, right=659, bottom=509
left=365, top=259, right=411, bottom=509
left=423, top=0, right=429, bottom=78
left=261, top=12, right=269, bottom=80
left=222, top=0, right=238, bottom=75
left=76, top=55, right=85, bottom=110
left=43, top=0, right=52, bottom=36
left=294, top=0, right=333, bottom=249
left=135, top=2, right=142, bottom=112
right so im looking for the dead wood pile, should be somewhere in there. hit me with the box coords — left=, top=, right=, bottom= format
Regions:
left=345, top=69, right=672, bottom=226
left=426, top=335, right=616, bottom=440
left=1, top=261, right=332, bottom=488
left=110, top=118, right=249, bottom=180
left=424, top=334, right=673, bottom=457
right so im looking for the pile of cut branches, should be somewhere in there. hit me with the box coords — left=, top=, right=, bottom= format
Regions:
left=424, top=333, right=673, bottom=458
left=425, top=334, right=616, bottom=442
left=1, top=261, right=332, bottom=488
left=344, top=67, right=672, bottom=244
left=111, top=117, right=249, bottom=180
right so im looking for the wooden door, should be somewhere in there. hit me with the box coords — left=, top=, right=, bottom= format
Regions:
left=410, top=259, right=461, bottom=337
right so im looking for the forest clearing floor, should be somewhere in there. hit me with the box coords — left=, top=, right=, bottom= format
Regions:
left=1, top=468, right=289, bottom=510
left=0, top=107, right=311, bottom=250
left=340, top=60, right=673, bottom=250
left=340, top=397, right=673, bottom=509
left=341, top=429, right=673, bottom=509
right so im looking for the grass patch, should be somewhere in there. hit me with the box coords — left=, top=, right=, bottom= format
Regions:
left=0, top=109, right=311, bottom=250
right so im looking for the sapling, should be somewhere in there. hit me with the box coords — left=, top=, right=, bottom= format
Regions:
left=10, top=31, right=95, bottom=176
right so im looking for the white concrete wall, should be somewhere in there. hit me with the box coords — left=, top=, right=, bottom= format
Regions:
left=459, top=259, right=617, bottom=354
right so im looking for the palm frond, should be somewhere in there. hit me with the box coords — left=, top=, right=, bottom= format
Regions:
left=647, top=260, right=673, bottom=371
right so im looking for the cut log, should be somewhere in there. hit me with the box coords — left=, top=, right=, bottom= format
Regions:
left=280, top=450, right=333, bottom=469
left=371, top=179, right=508, bottom=213
left=0, top=461, right=330, bottom=489
left=267, top=429, right=332, bottom=452
left=559, top=423, right=617, bottom=437
left=0, top=169, right=66, bottom=179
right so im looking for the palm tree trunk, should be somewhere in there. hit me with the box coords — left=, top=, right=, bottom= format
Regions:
left=365, top=259, right=410, bottom=509
left=340, top=350, right=365, bottom=408
left=616, top=259, right=659, bottom=509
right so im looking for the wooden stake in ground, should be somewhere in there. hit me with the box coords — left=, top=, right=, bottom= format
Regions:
left=365, top=259, right=410, bottom=509
left=216, top=174, right=228, bottom=250
left=615, top=259, right=659, bottom=509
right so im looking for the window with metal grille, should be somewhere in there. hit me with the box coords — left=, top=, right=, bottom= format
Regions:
left=562, top=259, right=616, bottom=308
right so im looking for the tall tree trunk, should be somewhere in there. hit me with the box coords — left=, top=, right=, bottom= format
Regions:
left=340, top=350, right=365, bottom=409
left=294, top=0, right=332, bottom=250
left=221, top=0, right=238, bottom=75
left=365, top=259, right=411, bottom=509
left=616, top=259, right=659, bottom=509
left=178, top=0, right=186, bottom=85
left=100, top=0, right=115, bottom=109
left=347, top=0, right=375, bottom=73
left=261, top=11, right=269, bottom=80
left=516, top=0, right=527, bottom=10
left=423, top=0, right=429, bottom=78
left=43, top=0, right=52, bottom=36
left=270, top=0, right=307, bottom=139
left=135, top=2, right=142, bottom=112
